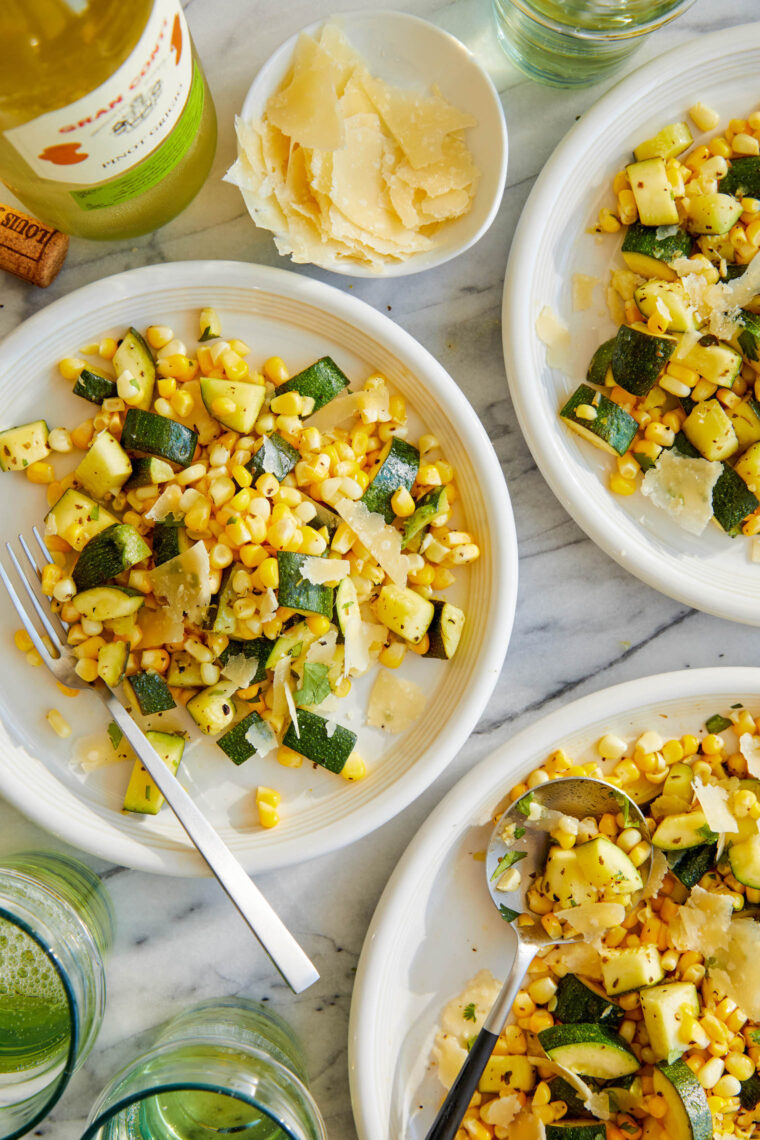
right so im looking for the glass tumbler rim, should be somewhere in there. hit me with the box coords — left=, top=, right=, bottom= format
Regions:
left=0, top=902, right=80, bottom=1140
left=80, top=1035, right=329, bottom=1140
left=500, top=0, right=697, bottom=41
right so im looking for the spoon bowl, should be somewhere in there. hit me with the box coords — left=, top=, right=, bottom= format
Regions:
left=424, top=776, right=652, bottom=1140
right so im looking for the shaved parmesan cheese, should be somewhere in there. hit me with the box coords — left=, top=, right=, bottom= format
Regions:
left=307, top=391, right=363, bottom=431
left=643, top=847, right=668, bottom=900
left=536, top=306, right=571, bottom=368
left=480, top=1095, right=524, bottom=1129
left=138, top=607, right=184, bottom=648
left=641, top=449, right=722, bottom=536
left=271, top=657, right=291, bottom=723
left=572, top=273, right=598, bottom=311
left=672, top=884, right=732, bottom=955
left=266, top=34, right=344, bottom=151
left=508, top=1113, right=547, bottom=1140
left=145, top=484, right=183, bottom=521
left=148, top=541, right=211, bottom=625
left=556, top=902, right=626, bottom=939
left=334, top=497, right=411, bottom=586
left=525, top=1057, right=608, bottom=1120
left=283, top=676, right=300, bottom=738
left=259, top=588, right=278, bottom=622
left=740, top=733, right=760, bottom=778
left=542, top=941, right=603, bottom=981
left=306, top=630, right=338, bottom=664
left=359, top=69, right=476, bottom=169
left=672, top=328, right=701, bottom=362
left=300, top=556, right=350, bottom=584
left=367, top=669, right=425, bottom=733
left=244, top=717, right=277, bottom=758
left=711, top=918, right=760, bottom=1020
left=693, top=777, right=738, bottom=834
left=221, top=654, right=260, bottom=688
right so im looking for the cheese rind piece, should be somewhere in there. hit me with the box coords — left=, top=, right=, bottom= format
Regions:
left=641, top=450, right=722, bottom=536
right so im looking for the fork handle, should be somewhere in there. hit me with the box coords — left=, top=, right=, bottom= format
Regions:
left=103, top=692, right=319, bottom=994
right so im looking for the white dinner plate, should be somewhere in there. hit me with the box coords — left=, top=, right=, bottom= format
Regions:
left=503, top=23, right=760, bottom=626
left=0, top=261, right=516, bottom=875
left=348, top=665, right=760, bottom=1140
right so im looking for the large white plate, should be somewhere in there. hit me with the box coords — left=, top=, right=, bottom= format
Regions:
left=0, top=261, right=516, bottom=875
left=503, top=23, right=760, bottom=626
left=348, top=666, right=760, bottom=1140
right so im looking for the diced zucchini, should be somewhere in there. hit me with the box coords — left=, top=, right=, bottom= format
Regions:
left=740, top=1073, right=760, bottom=1110
left=730, top=396, right=760, bottom=451
left=265, top=620, right=315, bottom=669
left=641, top=982, right=699, bottom=1063
left=586, top=338, right=616, bottom=385
left=72, top=367, right=117, bottom=405
left=122, top=731, right=185, bottom=815
left=728, top=833, right=760, bottom=888
left=545, top=1125, right=606, bottom=1140
left=210, top=566, right=236, bottom=634
left=736, top=310, right=760, bottom=361
left=375, top=584, right=434, bottom=644
left=633, top=122, right=693, bottom=162
left=666, top=843, right=717, bottom=889
left=733, top=440, right=760, bottom=494
left=217, top=711, right=275, bottom=766
left=425, top=600, right=465, bottom=660
left=479, top=1056, right=534, bottom=1094
left=537, top=1023, right=639, bottom=1080
left=0, top=420, right=49, bottom=472
left=624, top=775, right=662, bottom=806
left=611, top=326, right=676, bottom=396
left=334, top=577, right=359, bottom=640
left=626, top=158, right=679, bottom=226
left=45, top=488, right=117, bottom=551
left=219, top=638, right=270, bottom=683
left=700, top=232, right=737, bottom=264
left=720, top=156, right=760, bottom=199
left=276, top=551, right=334, bottom=619
left=663, top=762, right=694, bottom=803
left=96, top=640, right=129, bottom=687
left=681, top=334, right=742, bottom=388
left=686, top=192, right=743, bottom=235
left=121, top=408, right=198, bottom=469
left=126, top=670, right=176, bottom=715
left=682, top=399, right=738, bottom=461
left=75, top=431, right=132, bottom=499
left=166, top=651, right=205, bottom=688
left=152, top=520, right=190, bottom=566
left=186, top=679, right=237, bottom=735
left=73, top=523, right=151, bottom=590
left=401, top=486, right=448, bottom=549
left=542, top=847, right=597, bottom=909
left=621, top=222, right=691, bottom=280
left=653, top=1058, right=712, bottom=1140
left=652, top=811, right=712, bottom=851
left=281, top=708, right=356, bottom=774
left=600, top=946, right=664, bottom=995
left=546, top=1079, right=589, bottom=1118
left=123, top=456, right=174, bottom=490
left=246, top=432, right=299, bottom=482
left=72, top=586, right=144, bottom=621
left=573, top=836, right=643, bottom=896
left=360, top=436, right=420, bottom=523
left=199, top=377, right=265, bottom=434
left=553, top=974, right=623, bottom=1029
left=277, top=356, right=350, bottom=413
left=305, top=496, right=340, bottom=538
left=712, top=462, right=758, bottom=535
left=113, top=328, right=155, bottom=411
left=634, top=280, right=696, bottom=332
left=560, top=384, right=638, bottom=456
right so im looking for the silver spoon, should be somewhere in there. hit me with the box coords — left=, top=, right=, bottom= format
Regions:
left=424, top=776, right=652, bottom=1140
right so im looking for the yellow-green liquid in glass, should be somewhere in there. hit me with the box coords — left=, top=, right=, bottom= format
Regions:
left=0, top=916, right=69, bottom=1074
left=140, top=1089, right=281, bottom=1139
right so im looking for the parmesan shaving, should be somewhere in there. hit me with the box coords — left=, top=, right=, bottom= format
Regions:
left=555, top=902, right=626, bottom=939
left=221, top=653, right=260, bottom=688
left=479, top=1095, right=523, bottom=1129
left=305, top=630, right=338, bottom=664
left=672, top=885, right=733, bottom=955
left=300, top=556, right=350, bottom=584
left=148, top=541, right=211, bottom=625
left=535, top=306, right=571, bottom=369
left=740, top=732, right=760, bottom=778
left=641, top=449, right=722, bottom=536
left=367, top=669, right=425, bottom=733
left=283, top=675, right=300, bottom=738
left=693, top=777, right=738, bottom=834
left=642, top=847, right=668, bottom=900
left=138, top=607, right=184, bottom=648
left=145, top=485, right=183, bottom=522
left=334, top=496, right=411, bottom=586
left=572, top=273, right=598, bottom=312
left=244, top=717, right=277, bottom=758
left=525, top=1057, right=609, bottom=1120
left=542, top=941, right=603, bottom=981
left=259, top=588, right=278, bottom=622
left=271, top=657, right=291, bottom=723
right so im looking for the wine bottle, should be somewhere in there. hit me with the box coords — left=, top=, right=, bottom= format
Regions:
left=0, top=0, right=217, bottom=240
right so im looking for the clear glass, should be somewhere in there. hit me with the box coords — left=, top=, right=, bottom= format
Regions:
left=491, top=0, right=696, bottom=87
left=82, top=999, right=328, bottom=1140
left=0, top=0, right=217, bottom=240
left=0, top=852, right=113, bottom=1140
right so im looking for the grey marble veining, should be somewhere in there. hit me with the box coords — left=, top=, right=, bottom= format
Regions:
left=1, top=0, right=758, bottom=1136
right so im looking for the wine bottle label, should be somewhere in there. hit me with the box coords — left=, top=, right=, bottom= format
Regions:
left=4, top=0, right=202, bottom=209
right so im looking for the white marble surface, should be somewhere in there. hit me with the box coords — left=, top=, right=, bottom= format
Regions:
left=1, top=0, right=759, bottom=1136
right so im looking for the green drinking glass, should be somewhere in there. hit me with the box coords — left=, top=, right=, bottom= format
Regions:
left=81, top=998, right=328, bottom=1140
left=0, top=852, right=113, bottom=1140
left=491, top=0, right=696, bottom=88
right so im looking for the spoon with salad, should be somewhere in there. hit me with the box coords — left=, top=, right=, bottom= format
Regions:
left=425, top=776, right=652, bottom=1140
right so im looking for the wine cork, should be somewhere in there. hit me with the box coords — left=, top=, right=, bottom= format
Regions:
left=0, top=204, right=68, bottom=287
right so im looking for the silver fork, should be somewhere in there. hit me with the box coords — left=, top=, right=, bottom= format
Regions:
left=0, top=527, right=319, bottom=995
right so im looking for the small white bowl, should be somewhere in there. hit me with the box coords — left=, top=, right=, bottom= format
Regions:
left=237, top=10, right=508, bottom=278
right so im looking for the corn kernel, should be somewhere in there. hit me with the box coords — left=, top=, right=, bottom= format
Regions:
left=689, top=102, right=720, bottom=132
left=609, top=472, right=636, bottom=496
left=341, top=754, right=366, bottom=781
left=264, top=356, right=289, bottom=384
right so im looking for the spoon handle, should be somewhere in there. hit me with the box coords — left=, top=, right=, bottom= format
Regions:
left=424, top=939, right=537, bottom=1140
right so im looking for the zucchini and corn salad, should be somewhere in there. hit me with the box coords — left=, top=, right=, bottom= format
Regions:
left=2, top=309, right=477, bottom=827
left=560, top=100, right=760, bottom=549
left=433, top=708, right=760, bottom=1140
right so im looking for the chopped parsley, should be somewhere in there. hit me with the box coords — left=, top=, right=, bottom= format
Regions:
left=614, top=789, right=632, bottom=827
left=697, top=823, right=720, bottom=843
left=514, top=826, right=526, bottom=840
left=499, top=904, right=520, bottom=923
left=463, top=1003, right=477, bottom=1022
left=705, top=713, right=732, bottom=734
left=516, top=791, right=534, bottom=817
left=749, top=1029, right=760, bottom=1045
left=107, top=722, right=123, bottom=750
left=490, top=850, right=527, bottom=882
left=294, top=662, right=331, bottom=708
left=90, top=504, right=99, bottom=520
left=198, top=325, right=216, bottom=342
